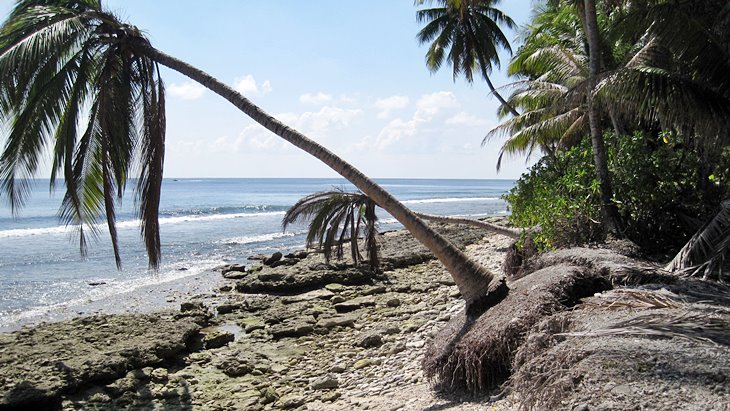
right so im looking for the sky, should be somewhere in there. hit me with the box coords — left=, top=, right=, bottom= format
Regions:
left=0, top=1, right=538, bottom=179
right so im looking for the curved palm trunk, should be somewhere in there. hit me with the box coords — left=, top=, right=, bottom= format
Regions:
left=141, top=45, right=504, bottom=307
left=483, top=72, right=520, bottom=117
left=415, top=212, right=520, bottom=239
left=583, top=0, right=623, bottom=236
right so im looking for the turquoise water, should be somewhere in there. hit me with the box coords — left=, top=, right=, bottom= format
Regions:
left=0, top=178, right=513, bottom=328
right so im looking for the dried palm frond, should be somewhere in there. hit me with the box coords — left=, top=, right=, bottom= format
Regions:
left=560, top=312, right=730, bottom=346
left=665, top=200, right=730, bottom=281
left=583, top=288, right=685, bottom=310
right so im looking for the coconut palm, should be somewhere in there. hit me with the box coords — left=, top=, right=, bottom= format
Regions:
left=0, top=0, right=502, bottom=308
left=415, top=0, right=519, bottom=116
left=483, top=3, right=588, bottom=170
left=282, top=189, right=380, bottom=270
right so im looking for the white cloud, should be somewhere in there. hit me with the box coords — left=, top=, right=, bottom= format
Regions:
left=299, top=92, right=333, bottom=105
left=168, top=81, right=206, bottom=100
left=374, top=95, right=410, bottom=119
left=292, top=106, right=363, bottom=134
left=220, top=105, right=364, bottom=153
left=446, top=112, right=489, bottom=126
left=233, top=74, right=271, bottom=95
left=373, top=118, right=418, bottom=150
left=414, top=91, right=459, bottom=121
left=358, top=91, right=461, bottom=152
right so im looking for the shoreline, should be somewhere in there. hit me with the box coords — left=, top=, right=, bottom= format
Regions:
left=0, top=267, right=226, bottom=333
left=1, top=218, right=728, bottom=410
left=0, top=221, right=510, bottom=410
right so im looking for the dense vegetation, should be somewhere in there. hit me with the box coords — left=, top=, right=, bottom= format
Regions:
left=496, top=0, right=730, bottom=268
left=506, top=131, right=730, bottom=254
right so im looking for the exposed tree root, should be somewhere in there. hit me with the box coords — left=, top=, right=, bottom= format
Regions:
left=422, top=246, right=672, bottom=395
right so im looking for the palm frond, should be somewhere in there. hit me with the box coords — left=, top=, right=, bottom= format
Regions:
left=283, top=189, right=380, bottom=270
left=666, top=200, right=730, bottom=281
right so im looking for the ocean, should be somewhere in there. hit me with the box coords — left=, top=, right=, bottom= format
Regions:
left=0, top=178, right=513, bottom=330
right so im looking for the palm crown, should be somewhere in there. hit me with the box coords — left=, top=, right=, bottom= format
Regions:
left=0, top=0, right=165, bottom=268
left=416, top=0, right=518, bottom=115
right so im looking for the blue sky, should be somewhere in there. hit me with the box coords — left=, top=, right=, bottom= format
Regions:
left=0, top=1, right=538, bottom=179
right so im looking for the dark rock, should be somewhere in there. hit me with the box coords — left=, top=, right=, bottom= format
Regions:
left=270, top=321, right=314, bottom=339
left=315, top=314, right=359, bottom=330
left=260, top=387, right=279, bottom=404
left=203, top=330, right=235, bottom=349
left=216, top=304, right=240, bottom=315
left=334, top=296, right=376, bottom=313
left=310, top=375, right=339, bottom=390
left=0, top=314, right=200, bottom=410
left=180, top=302, right=205, bottom=312
left=386, top=298, right=401, bottom=307
left=258, top=272, right=286, bottom=282
left=237, top=267, right=375, bottom=295
left=279, top=394, right=306, bottom=409
left=221, top=264, right=246, bottom=275
left=355, top=330, right=384, bottom=348
left=270, top=258, right=300, bottom=268
left=222, top=271, right=247, bottom=280
left=264, top=252, right=283, bottom=266
left=362, top=286, right=387, bottom=296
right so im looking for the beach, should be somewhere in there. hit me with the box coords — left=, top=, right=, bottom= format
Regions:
left=0, top=220, right=514, bottom=410
left=1, top=219, right=729, bottom=410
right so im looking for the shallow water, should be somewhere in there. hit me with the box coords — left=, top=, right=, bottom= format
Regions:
left=0, top=178, right=513, bottom=330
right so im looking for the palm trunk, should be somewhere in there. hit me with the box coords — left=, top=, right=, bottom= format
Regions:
left=415, top=212, right=520, bottom=239
left=583, top=0, right=623, bottom=236
left=475, top=52, right=519, bottom=117
left=141, top=45, right=505, bottom=307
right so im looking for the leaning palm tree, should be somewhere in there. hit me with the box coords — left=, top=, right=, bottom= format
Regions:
left=415, top=0, right=519, bottom=116
left=0, top=0, right=503, bottom=309
left=282, top=190, right=380, bottom=270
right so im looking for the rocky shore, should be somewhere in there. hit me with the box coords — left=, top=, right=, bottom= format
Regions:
left=1, top=218, right=728, bottom=411
left=0, top=220, right=512, bottom=410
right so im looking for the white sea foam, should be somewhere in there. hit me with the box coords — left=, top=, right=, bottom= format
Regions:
left=401, top=197, right=499, bottom=204
left=0, top=211, right=287, bottom=239
left=0, top=258, right=223, bottom=329
left=217, top=231, right=303, bottom=245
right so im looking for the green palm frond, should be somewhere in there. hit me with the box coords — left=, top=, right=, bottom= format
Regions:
left=416, top=0, right=517, bottom=114
left=282, top=189, right=380, bottom=270
left=0, top=0, right=166, bottom=269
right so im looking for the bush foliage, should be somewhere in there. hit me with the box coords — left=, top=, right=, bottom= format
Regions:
left=505, top=131, right=730, bottom=254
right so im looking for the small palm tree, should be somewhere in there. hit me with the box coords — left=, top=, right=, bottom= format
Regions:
left=282, top=190, right=380, bottom=270
left=416, top=0, right=519, bottom=116
left=282, top=190, right=521, bottom=271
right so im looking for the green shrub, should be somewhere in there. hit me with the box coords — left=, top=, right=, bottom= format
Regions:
left=505, top=130, right=729, bottom=254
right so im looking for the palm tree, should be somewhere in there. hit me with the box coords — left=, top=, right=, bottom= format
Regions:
left=583, top=0, right=623, bottom=235
left=415, top=0, right=519, bottom=116
left=282, top=189, right=380, bottom=270
left=483, top=3, right=588, bottom=170
left=281, top=189, right=520, bottom=272
left=0, top=0, right=503, bottom=308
